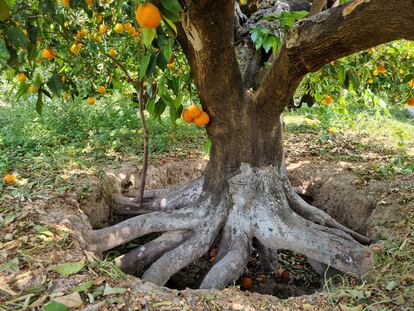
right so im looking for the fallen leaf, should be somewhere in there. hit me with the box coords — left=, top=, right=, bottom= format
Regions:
left=103, top=283, right=126, bottom=296
left=50, top=262, right=84, bottom=276
left=53, top=292, right=83, bottom=308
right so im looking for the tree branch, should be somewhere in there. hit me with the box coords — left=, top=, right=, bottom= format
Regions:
left=256, top=0, right=414, bottom=111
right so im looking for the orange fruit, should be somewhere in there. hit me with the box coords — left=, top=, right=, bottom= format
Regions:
left=194, top=111, right=210, bottom=126
left=94, top=33, right=103, bottom=42
left=96, top=13, right=103, bottom=23
left=99, top=24, right=106, bottom=34
left=62, top=0, right=70, bottom=8
left=328, top=127, right=337, bottom=134
left=373, top=69, right=379, bottom=76
left=136, top=3, right=161, bottom=29
left=114, top=23, right=124, bottom=33
left=3, top=174, right=17, bottom=184
left=181, top=109, right=194, bottom=123
left=241, top=277, right=252, bottom=290
left=76, top=29, right=87, bottom=39
left=87, top=0, right=93, bottom=7
left=42, top=47, right=56, bottom=60
left=97, top=86, right=106, bottom=94
left=17, top=72, right=27, bottom=82
left=378, top=65, right=386, bottom=74
left=86, top=97, right=96, bottom=105
left=28, top=84, right=39, bottom=94
left=407, top=97, right=414, bottom=106
left=108, top=48, right=117, bottom=57
left=368, top=79, right=374, bottom=84
left=167, top=62, right=175, bottom=70
left=324, top=96, right=333, bottom=105
left=70, top=43, right=82, bottom=55
left=187, top=105, right=202, bottom=119
left=408, top=80, right=414, bottom=88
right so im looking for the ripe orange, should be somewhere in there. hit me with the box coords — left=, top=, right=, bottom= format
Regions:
left=181, top=109, right=194, bottom=123
left=167, top=62, right=175, bottom=70
left=3, top=174, right=17, bottom=184
left=70, top=43, right=82, bottom=55
left=87, top=97, right=96, bottom=105
left=194, top=111, right=210, bottom=126
left=407, top=97, right=414, bottom=106
left=114, top=23, right=124, bottom=33
left=408, top=80, right=414, bottom=88
left=241, top=277, right=252, bottom=290
left=99, top=24, right=106, bottom=34
left=97, top=86, right=106, bottom=94
left=328, top=127, right=337, bottom=134
left=108, top=48, right=117, bottom=57
left=17, top=72, right=27, bottom=82
left=28, top=85, right=39, bottom=94
left=136, top=3, right=161, bottom=29
left=324, top=96, right=333, bottom=105
left=378, top=65, right=386, bottom=74
left=62, top=0, right=70, bottom=8
left=187, top=105, right=202, bottom=119
left=94, top=33, right=103, bottom=42
left=87, top=0, right=93, bottom=7
left=96, top=13, right=103, bottom=23
left=76, top=29, right=87, bottom=39
left=42, top=47, right=56, bottom=60
left=368, top=79, right=374, bottom=84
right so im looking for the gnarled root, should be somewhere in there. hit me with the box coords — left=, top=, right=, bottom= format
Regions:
left=82, top=163, right=373, bottom=288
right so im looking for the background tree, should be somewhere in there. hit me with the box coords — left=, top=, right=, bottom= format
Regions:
left=1, top=0, right=413, bottom=289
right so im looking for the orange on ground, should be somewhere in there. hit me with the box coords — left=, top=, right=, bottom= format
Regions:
left=28, top=85, right=39, bottom=94
left=17, top=72, right=27, bottom=82
left=3, top=174, right=17, bottom=184
left=324, top=95, right=333, bottom=105
left=42, top=47, right=56, bottom=60
left=378, top=65, right=386, bottom=74
left=70, top=43, right=82, bottom=55
left=97, top=86, right=106, bottom=94
left=136, top=3, right=161, bottom=29
left=114, top=23, right=124, bottom=33
left=87, top=97, right=96, bottom=105
left=108, top=48, right=117, bottom=57
left=194, top=111, right=210, bottom=126
left=407, top=97, right=414, bottom=106
left=187, top=105, right=202, bottom=119
left=181, top=109, right=194, bottom=123
left=241, top=277, right=253, bottom=290
left=328, top=127, right=337, bottom=134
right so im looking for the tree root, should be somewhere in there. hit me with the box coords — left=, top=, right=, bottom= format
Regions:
left=81, top=164, right=373, bottom=289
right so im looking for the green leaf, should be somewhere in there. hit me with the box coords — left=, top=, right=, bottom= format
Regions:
left=6, top=27, right=29, bottom=49
left=159, top=0, right=182, bottom=13
left=402, top=74, right=413, bottom=84
left=103, top=283, right=126, bottom=296
left=163, top=17, right=177, bottom=33
left=138, top=54, right=151, bottom=80
left=36, top=90, right=43, bottom=115
left=142, top=28, right=156, bottom=48
left=34, top=225, right=54, bottom=237
left=347, top=70, right=360, bottom=89
left=43, top=301, right=70, bottom=311
left=204, top=139, right=212, bottom=155
left=50, top=261, right=84, bottom=276
left=47, top=73, right=64, bottom=97
left=73, top=280, right=94, bottom=293
left=0, top=0, right=11, bottom=20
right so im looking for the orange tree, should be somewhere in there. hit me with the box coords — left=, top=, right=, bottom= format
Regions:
left=1, top=0, right=414, bottom=289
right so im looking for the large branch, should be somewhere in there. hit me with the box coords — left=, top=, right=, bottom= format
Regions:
left=256, top=0, right=414, bottom=111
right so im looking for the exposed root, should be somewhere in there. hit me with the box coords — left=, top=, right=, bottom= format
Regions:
left=115, top=178, right=204, bottom=215
left=82, top=163, right=373, bottom=289
left=85, top=208, right=205, bottom=254
left=254, top=239, right=280, bottom=273
left=282, top=169, right=371, bottom=245
left=115, top=230, right=190, bottom=276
